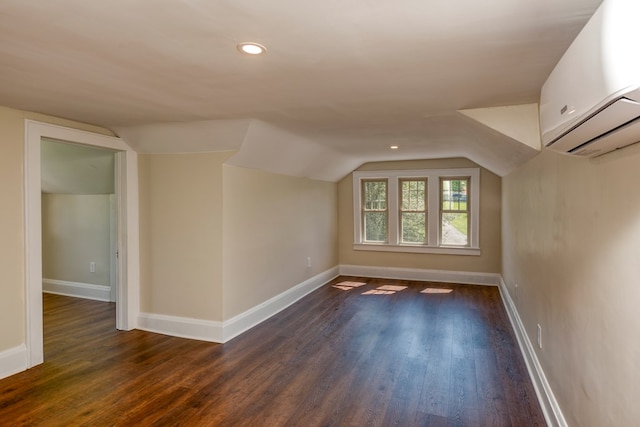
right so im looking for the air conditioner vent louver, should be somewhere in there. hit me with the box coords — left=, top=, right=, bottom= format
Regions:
left=570, top=115, right=640, bottom=157
left=546, top=98, right=640, bottom=156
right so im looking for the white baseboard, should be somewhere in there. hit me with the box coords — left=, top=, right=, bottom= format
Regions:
left=222, top=266, right=340, bottom=342
left=498, top=277, right=567, bottom=427
left=137, top=266, right=340, bottom=343
left=339, top=264, right=500, bottom=286
left=0, top=345, right=27, bottom=380
left=137, top=312, right=224, bottom=343
left=43, top=278, right=111, bottom=302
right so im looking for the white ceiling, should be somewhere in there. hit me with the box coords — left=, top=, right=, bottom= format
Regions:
left=0, top=0, right=602, bottom=179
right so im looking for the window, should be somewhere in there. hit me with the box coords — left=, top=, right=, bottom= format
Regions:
left=362, top=179, right=388, bottom=242
left=400, top=178, right=427, bottom=244
left=440, top=177, right=469, bottom=246
left=353, top=168, right=479, bottom=255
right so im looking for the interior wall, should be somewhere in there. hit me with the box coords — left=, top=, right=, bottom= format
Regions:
left=0, top=105, right=114, bottom=354
left=338, top=158, right=502, bottom=273
left=42, top=194, right=112, bottom=287
left=138, top=152, right=232, bottom=322
left=222, top=165, right=338, bottom=319
left=502, top=146, right=640, bottom=427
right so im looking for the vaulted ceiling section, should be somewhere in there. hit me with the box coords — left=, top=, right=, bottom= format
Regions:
left=0, top=0, right=603, bottom=180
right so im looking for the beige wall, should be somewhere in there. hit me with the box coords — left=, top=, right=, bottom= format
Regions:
left=222, top=165, right=338, bottom=319
left=138, top=152, right=232, bottom=321
left=42, top=194, right=112, bottom=287
left=0, top=105, right=114, bottom=352
left=0, top=107, right=28, bottom=350
left=338, top=158, right=501, bottom=273
left=502, top=146, right=640, bottom=426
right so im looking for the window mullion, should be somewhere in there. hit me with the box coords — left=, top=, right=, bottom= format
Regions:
left=427, top=178, right=439, bottom=246
left=388, top=177, right=399, bottom=245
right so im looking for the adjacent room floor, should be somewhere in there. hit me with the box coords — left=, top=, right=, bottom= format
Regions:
left=0, top=277, right=545, bottom=426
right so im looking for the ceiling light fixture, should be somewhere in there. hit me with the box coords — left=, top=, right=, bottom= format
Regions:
left=237, top=42, right=267, bottom=55
left=390, top=145, right=399, bottom=150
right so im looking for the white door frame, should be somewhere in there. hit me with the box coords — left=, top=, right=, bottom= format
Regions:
left=24, top=120, right=140, bottom=367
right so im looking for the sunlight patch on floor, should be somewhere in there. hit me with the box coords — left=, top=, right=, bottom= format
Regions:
left=362, top=289, right=395, bottom=295
left=421, top=287, right=453, bottom=294
left=377, top=285, right=407, bottom=291
left=362, top=284, right=407, bottom=295
left=333, top=281, right=367, bottom=291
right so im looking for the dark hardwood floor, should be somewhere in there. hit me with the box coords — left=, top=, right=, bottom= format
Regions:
left=0, top=277, right=545, bottom=426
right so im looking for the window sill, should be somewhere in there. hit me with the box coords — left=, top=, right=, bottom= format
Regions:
left=353, top=243, right=480, bottom=256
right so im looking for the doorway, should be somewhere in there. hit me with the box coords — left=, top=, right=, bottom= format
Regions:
left=41, top=139, right=117, bottom=305
left=24, top=120, right=140, bottom=368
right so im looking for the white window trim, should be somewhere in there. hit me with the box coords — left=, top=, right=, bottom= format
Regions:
left=352, top=168, right=480, bottom=256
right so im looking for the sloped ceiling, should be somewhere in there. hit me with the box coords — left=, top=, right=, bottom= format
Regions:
left=0, top=0, right=603, bottom=180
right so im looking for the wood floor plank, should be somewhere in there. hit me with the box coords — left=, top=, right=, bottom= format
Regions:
left=419, top=293, right=454, bottom=418
left=0, top=278, right=545, bottom=426
left=448, top=355, right=479, bottom=426
left=381, top=356, right=428, bottom=426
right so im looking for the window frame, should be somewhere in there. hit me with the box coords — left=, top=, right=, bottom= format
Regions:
left=439, top=176, right=471, bottom=247
left=352, top=168, right=480, bottom=256
left=399, top=177, right=428, bottom=245
left=361, top=178, right=389, bottom=243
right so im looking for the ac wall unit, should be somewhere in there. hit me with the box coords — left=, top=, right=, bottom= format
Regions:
left=540, top=0, right=640, bottom=157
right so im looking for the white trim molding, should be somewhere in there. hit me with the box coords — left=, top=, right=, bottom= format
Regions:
left=498, top=277, right=568, bottom=427
left=0, top=345, right=27, bottom=381
left=222, top=266, right=339, bottom=342
left=339, top=264, right=500, bottom=286
left=137, top=313, right=224, bottom=343
left=352, top=243, right=480, bottom=256
left=43, top=279, right=111, bottom=302
left=137, top=266, right=340, bottom=343
left=24, top=120, right=140, bottom=369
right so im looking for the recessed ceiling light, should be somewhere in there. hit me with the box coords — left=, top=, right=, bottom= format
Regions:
left=237, top=42, right=267, bottom=55
left=390, top=145, right=399, bottom=150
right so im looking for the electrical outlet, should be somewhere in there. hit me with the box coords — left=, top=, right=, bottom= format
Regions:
left=306, top=257, right=311, bottom=268
left=537, top=324, right=542, bottom=349
left=90, top=261, right=96, bottom=273
left=514, top=282, right=518, bottom=299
